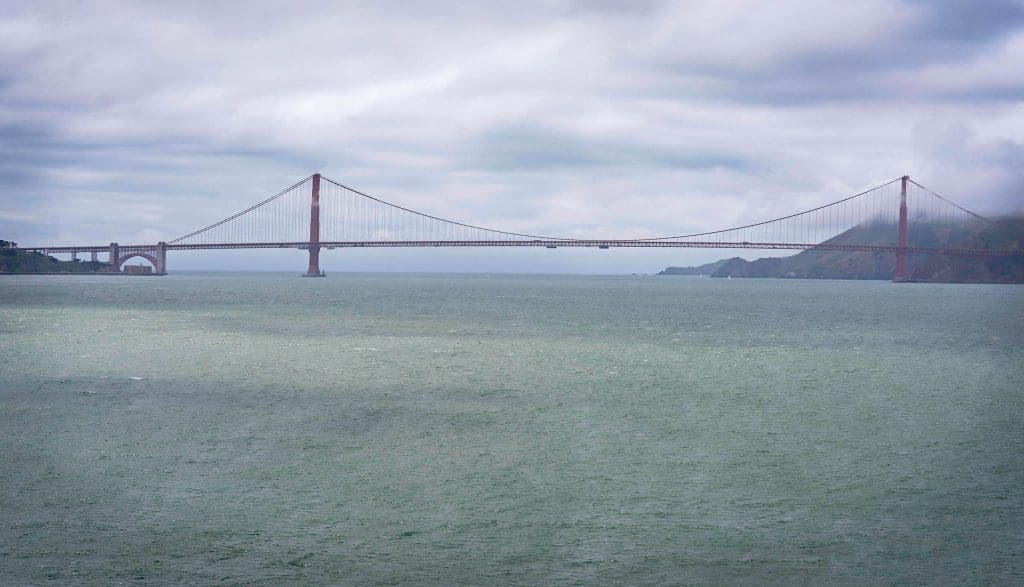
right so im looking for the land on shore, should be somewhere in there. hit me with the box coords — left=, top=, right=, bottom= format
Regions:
left=659, top=218, right=1024, bottom=283
left=0, top=242, right=108, bottom=274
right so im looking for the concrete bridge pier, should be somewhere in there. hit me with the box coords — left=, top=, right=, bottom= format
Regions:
left=91, top=251, right=98, bottom=262
left=155, top=242, right=167, bottom=275
left=109, top=243, right=119, bottom=267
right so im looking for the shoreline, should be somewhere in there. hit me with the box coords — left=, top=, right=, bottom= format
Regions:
left=0, top=272, right=166, bottom=276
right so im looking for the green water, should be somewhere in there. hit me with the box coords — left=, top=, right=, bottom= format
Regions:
left=1, top=273, right=1022, bottom=584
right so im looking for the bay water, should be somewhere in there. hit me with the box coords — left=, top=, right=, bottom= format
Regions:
left=1, top=273, right=1022, bottom=584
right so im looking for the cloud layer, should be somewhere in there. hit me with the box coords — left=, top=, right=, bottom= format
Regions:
left=2, top=0, right=1022, bottom=271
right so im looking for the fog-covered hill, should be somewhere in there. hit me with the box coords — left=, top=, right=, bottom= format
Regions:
left=658, top=218, right=1024, bottom=283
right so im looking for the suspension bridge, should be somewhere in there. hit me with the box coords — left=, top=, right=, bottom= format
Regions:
left=18, top=174, right=1022, bottom=280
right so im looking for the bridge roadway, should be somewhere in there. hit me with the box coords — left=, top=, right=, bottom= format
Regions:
left=21, top=240, right=1024, bottom=259
left=19, top=173, right=1024, bottom=276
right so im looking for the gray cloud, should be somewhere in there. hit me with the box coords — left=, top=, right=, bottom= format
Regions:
left=646, top=0, right=1024, bottom=105
left=461, top=124, right=751, bottom=172
left=916, top=0, right=1024, bottom=41
left=913, top=122, right=1024, bottom=214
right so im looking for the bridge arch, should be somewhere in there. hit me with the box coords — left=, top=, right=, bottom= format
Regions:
left=116, top=253, right=162, bottom=274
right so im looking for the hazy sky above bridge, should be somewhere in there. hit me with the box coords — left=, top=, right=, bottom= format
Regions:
left=1, top=0, right=1023, bottom=273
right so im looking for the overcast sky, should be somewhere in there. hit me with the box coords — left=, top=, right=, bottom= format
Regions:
left=1, top=0, right=1022, bottom=273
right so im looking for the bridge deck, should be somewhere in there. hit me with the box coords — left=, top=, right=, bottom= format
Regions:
left=19, top=241, right=1024, bottom=258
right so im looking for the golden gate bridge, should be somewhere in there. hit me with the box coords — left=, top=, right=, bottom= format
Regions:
left=19, top=174, right=1023, bottom=280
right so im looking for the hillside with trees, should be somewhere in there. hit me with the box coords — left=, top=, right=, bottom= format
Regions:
left=658, top=218, right=1024, bottom=283
left=0, top=241, right=107, bottom=274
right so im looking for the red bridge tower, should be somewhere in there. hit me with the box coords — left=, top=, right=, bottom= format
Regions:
left=304, top=173, right=324, bottom=277
left=894, top=175, right=909, bottom=282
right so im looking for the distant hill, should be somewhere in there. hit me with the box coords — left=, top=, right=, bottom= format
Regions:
left=657, top=259, right=728, bottom=276
left=0, top=242, right=107, bottom=274
left=657, top=217, right=1024, bottom=283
